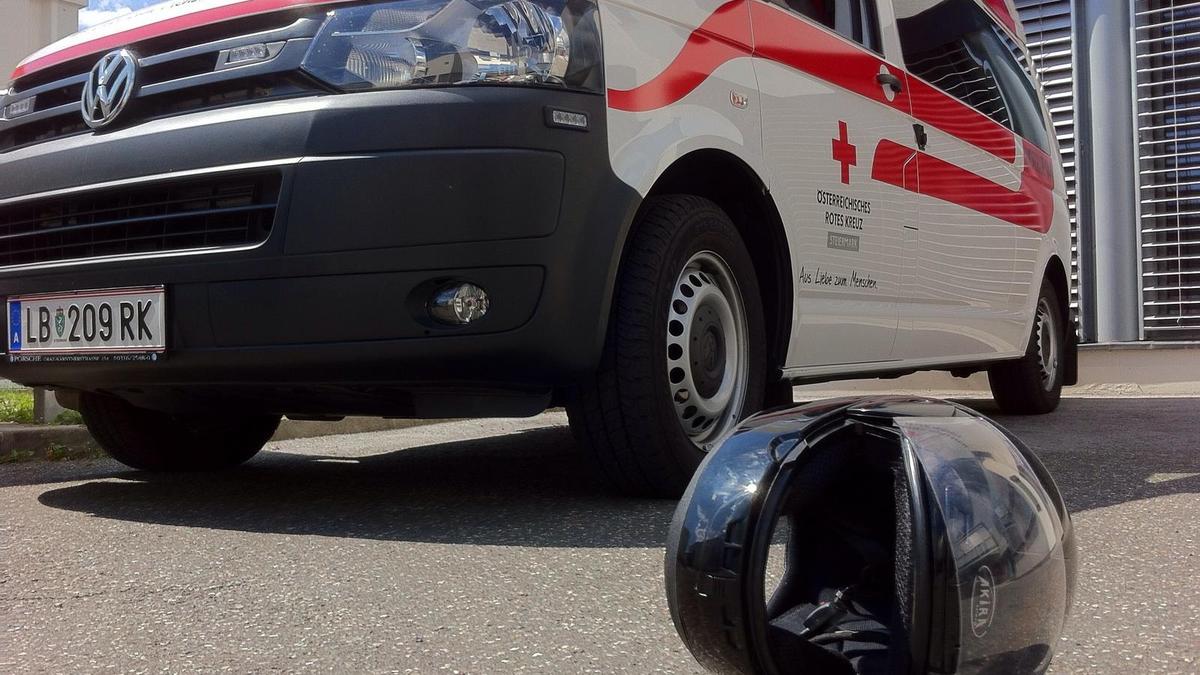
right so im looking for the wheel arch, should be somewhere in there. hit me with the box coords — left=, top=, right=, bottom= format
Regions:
left=1042, top=253, right=1078, bottom=386
left=1043, top=254, right=1070, bottom=326
left=631, top=149, right=793, bottom=380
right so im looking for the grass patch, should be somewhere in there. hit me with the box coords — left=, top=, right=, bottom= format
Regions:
left=44, top=441, right=105, bottom=462
left=52, top=409, right=84, bottom=426
left=0, top=391, right=84, bottom=425
left=0, top=390, right=34, bottom=424
left=0, top=442, right=104, bottom=464
left=0, top=448, right=35, bottom=464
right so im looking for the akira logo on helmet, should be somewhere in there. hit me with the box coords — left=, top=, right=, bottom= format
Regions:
left=971, top=566, right=997, bottom=638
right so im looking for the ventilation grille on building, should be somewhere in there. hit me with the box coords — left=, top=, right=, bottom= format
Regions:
left=1135, top=0, right=1200, bottom=340
left=1016, top=0, right=1080, bottom=317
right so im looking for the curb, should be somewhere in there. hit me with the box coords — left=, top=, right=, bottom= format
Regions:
left=0, top=424, right=97, bottom=462
left=0, top=417, right=439, bottom=464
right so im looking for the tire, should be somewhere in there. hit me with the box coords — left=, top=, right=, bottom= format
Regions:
left=80, top=392, right=281, bottom=471
left=988, top=280, right=1065, bottom=415
left=568, top=195, right=767, bottom=498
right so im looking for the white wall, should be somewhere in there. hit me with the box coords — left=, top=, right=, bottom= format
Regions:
left=0, top=0, right=86, bottom=86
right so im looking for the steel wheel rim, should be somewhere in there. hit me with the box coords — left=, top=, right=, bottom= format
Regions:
left=666, top=251, right=750, bottom=449
left=1035, top=298, right=1060, bottom=391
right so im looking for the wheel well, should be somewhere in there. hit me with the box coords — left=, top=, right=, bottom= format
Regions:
left=1044, top=255, right=1070, bottom=324
left=645, top=150, right=793, bottom=379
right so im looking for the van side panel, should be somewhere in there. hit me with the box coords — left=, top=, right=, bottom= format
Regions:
left=599, top=0, right=1073, bottom=377
left=887, top=0, right=1070, bottom=362
left=600, top=0, right=766, bottom=198
left=1012, top=33, right=1074, bottom=333
left=749, top=1, right=919, bottom=367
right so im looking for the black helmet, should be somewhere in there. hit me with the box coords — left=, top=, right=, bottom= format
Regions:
left=665, top=397, right=1077, bottom=674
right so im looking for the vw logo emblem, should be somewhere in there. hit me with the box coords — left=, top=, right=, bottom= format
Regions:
left=81, top=49, right=138, bottom=129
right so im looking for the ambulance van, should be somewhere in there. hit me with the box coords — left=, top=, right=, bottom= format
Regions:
left=0, top=0, right=1075, bottom=495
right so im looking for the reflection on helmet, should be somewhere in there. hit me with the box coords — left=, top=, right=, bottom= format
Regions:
left=665, top=397, right=1076, bottom=675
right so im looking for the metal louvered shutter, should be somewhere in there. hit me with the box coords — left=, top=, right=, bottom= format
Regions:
left=1135, top=0, right=1200, bottom=340
left=1016, top=0, right=1080, bottom=316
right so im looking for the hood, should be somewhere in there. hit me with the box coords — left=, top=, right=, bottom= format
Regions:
left=11, top=0, right=349, bottom=84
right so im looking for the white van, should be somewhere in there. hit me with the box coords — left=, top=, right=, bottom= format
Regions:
left=0, top=0, right=1074, bottom=495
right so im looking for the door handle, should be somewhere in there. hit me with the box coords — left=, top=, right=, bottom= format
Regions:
left=876, top=72, right=903, bottom=93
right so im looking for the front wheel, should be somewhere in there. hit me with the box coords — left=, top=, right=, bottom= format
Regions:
left=568, top=195, right=766, bottom=497
left=80, top=392, right=281, bottom=471
left=988, top=280, right=1065, bottom=415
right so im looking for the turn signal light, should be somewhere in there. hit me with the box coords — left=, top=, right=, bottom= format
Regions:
left=4, top=95, right=35, bottom=119
left=216, top=41, right=285, bottom=70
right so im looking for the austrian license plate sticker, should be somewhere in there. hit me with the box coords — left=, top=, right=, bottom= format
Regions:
left=7, top=286, right=166, bottom=362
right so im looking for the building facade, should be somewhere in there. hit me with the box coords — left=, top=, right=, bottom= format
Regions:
left=1019, top=0, right=1200, bottom=343
left=0, top=0, right=85, bottom=87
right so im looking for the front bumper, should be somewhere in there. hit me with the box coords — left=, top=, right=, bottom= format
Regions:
left=0, top=88, right=641, bottom=416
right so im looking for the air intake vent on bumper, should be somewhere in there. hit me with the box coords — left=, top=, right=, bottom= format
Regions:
left=0, top=171, right=280, bottom=269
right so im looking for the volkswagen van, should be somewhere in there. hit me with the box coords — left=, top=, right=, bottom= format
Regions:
left=0, top=0, right=1075, bottom=495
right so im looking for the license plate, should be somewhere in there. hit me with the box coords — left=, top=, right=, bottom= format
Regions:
left=7, top=286, right=166, bottom=362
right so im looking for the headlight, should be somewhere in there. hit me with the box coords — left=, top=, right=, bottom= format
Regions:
left=301, top=0, right=603, bottom=93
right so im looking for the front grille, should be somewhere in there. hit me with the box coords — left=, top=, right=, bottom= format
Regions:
left=0, top=10, right=326, bottom=152
left=0, top=172, right=280, bottom=268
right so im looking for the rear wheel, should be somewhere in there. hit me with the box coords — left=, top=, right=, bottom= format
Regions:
left=568, top=195, right=766, bottom=497
left=80, top=392, right=281, bottom=471
left=988, top=280, right=1065, bottom=415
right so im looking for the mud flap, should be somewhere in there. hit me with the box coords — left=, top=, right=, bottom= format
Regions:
left=1063, top=316, right=1079, bottom=387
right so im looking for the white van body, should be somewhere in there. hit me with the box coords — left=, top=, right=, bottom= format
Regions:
left=602, top=0, right=1069, bottom=375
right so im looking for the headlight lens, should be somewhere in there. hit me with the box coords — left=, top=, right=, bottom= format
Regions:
left=301, top=0, right=602, bottom=93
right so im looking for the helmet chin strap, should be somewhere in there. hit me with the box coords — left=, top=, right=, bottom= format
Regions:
left=796, top=562, right=890, bottom=641
left=796, top=584, right=857, bottom=640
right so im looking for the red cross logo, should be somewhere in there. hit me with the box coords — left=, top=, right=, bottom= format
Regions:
left=832, top=121, right=857, bottom=185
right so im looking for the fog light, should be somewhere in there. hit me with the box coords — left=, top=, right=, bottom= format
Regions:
left=429, top=282, right=490, bottom=325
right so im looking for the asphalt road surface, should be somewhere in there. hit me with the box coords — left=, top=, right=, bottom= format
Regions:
left=2, top=399, right=1197, bottom=673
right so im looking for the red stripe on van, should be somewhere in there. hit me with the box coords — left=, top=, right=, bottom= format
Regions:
left=872, top=138, right=1054, bottom=233
left=904, top=76, right=1017, bottom=163
left=607, top=0, right=753, bottom=113
left=608, top=1, right=1018, bottom=164
left=11, top=0, right=352, bottom=82
left=748, top=2, right=911, bottom=116
left=980, top=0, right=1020, bottom=36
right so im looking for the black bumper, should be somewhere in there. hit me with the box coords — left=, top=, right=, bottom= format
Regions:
left=0, top=88, right=641, bottom=416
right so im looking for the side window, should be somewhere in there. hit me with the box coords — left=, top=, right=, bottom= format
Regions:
left=895, top=0, right=1050, bottom=151
left=772, top=0, right=882, bottom=53
left=902, top=31, right=1012, bottom=128
left=982, top=27, right=1051, bottom=152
